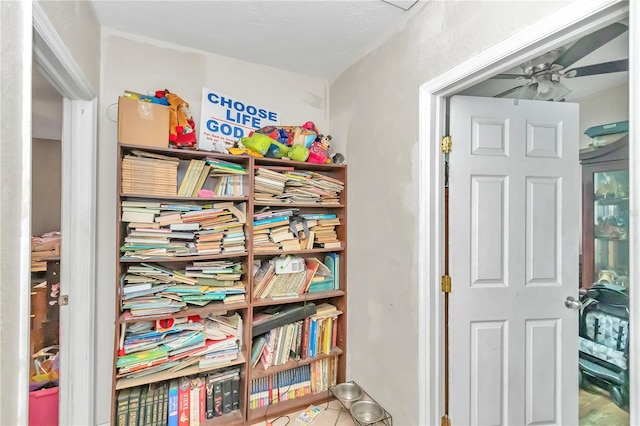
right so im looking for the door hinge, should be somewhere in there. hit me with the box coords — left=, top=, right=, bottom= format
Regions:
left=59, top=294, right=69, bottom=306
left=441, top=136, right=452, bottom=153
left=441, top=414, right=451, bottom=426
left=441, top=275, right=452, bottom=293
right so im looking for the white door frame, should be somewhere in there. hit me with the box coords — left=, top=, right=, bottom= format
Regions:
left=417, top=1, right=637, bottom=425
left=32, top=4, right=97, bottom=426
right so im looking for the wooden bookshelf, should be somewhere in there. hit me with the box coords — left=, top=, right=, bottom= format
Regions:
left=112, top=143, right=348, bottom=425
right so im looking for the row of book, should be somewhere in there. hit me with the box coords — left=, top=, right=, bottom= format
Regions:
left=121, top=149, right=248, bottom=198
left=253, top=167, right=344, bottom=205
left=249, top=357, right=338, bottom=409
left=122, top=261, right=246, bottom=317
left=177, top=158, right=246, bottom=197
left=116, top=367, right=240, bottom=426
left=120, top=201, right=247, bottom=259
left=251, top=303, right=341, bottom=370
left=252, top=210, right=342, bottom=251
left=117, top=313, right=242, bottom=379
left=252, top=253, right=340, bottom=300
left=122, top=150, right=179, bottom=197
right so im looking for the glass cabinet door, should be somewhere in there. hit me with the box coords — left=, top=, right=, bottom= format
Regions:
left=593, top=169, right=629, bottom=287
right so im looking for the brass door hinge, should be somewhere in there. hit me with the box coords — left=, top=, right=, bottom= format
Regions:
left=441, top=136, right=452, bottom=153
left=441, top=275, right=452, bottom=293
left=441, top=414, right=451, bottom=426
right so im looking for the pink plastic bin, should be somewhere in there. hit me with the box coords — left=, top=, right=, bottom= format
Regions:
left=29, top=387, right=58, bottom=426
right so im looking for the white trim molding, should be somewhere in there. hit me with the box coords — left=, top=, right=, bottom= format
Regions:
left=628, top=1, right=639, bottom=423
left=32, top=2, right=98, bottom=425
left=418, top=1, right=633, bottom=425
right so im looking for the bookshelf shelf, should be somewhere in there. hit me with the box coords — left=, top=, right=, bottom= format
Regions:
left=120, top=193, right=250, bottom=202
left=119, top=252, right=249, bottom=263
left=254, top=201, right=344, bottom=208
left=116, top=353, right=247, bottom=390
left=253, top=247, right=345, bottom=256
left=251, top=348, right=343, bottom=380
left=113, top=142, right=347, bottom=425
left=252, top=291, right=345, bottom=307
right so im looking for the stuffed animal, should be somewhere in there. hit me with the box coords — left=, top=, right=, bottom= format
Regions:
left=308, top=134, right=332, bottom=164
left=165, top=92, right=197, bottom=148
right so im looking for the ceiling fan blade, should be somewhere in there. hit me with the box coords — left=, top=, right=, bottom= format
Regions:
left=495, top=84, right=535, bottom=99
left=563, top=59, right=628, bottom=78
left=553, top=22, right=628, bottom=69
left=491, top=74, right=526, bottom=80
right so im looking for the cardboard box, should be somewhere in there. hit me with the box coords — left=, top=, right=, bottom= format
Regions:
left=117, top=95, right=169, bottom=148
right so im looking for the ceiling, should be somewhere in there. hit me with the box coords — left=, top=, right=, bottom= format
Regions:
left=459, top=20, right=629, bottom=102
left=89, top=0, right=420, bottom=80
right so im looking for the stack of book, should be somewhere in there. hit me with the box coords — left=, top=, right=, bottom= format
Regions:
left=253, top=167, right=344, bottom=205
left=116, top=313, right=242, bottom=381
left=207, top=158, right=247, bottom=197
left=177, top=159, right=209, bottom=197
left=120, top=201, right=246, bottom=259
left=121, top=261, right=246, bottom=317
left=305, top=214, right=341, bottom=249
left=121, top=150, right=180, bottom=197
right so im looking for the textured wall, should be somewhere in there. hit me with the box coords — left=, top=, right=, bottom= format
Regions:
left=94, top=31, right=330, bottom=424
left=330, top=1, right=571, bottom=424
left=578, top=83, right=629, bottom=149
left=32, top=139, right=62, bottom=236
left=36, top=0, right=101, bottom=93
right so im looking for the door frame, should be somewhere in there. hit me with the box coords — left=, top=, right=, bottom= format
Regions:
left=417, top=1, right=637, bottom=425
left=32, top=4, right=97, bottom=426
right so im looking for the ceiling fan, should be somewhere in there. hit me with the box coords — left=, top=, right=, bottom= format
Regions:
left=493, top=22, right=629, bottom=101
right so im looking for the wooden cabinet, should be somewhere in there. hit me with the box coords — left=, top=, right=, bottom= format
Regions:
left=579, top=136, right=629, bottom=289
left=112, top=143, right=347, bottom=425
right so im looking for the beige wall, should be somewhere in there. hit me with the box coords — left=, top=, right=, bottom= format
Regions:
left=330, top=1, right=571, bottom=424
left=578, top=83, right=629, bottom=149
left=31, top=139, right=62, bottom=236
left=36, top=0, right=100, bottom=93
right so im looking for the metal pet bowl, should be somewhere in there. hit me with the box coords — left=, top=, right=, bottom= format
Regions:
left=349, top=400, right=385, bottom=424
left=332, top=382, right=363, bottom=403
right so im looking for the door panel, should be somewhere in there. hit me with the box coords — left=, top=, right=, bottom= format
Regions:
left=449, top=95, right=580, bottom=426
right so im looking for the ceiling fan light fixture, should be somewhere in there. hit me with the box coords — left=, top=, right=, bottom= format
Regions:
left=533, top=74, right=571, bottom=101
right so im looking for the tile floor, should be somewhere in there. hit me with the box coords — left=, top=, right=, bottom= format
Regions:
left=252, top=400, right=357, bottom=426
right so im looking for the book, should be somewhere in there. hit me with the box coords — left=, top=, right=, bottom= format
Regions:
left=324, top=253, right=340, bottom=290
left=205, top=375, right=215, bottom=419
left=168, top=379, right=179, bottom=426
left=252, top=303, right=317, bottom=337
left=116, top=388, right=130, bottom=426
left=231, top=373, right=240, bottom=410
left=189, top=377, right=201, bottom=426
left=178, top=377, right=190, bottom=426
left=222, top=376, right=233, bottom=413
left=127, top=386, right=141, bottom=426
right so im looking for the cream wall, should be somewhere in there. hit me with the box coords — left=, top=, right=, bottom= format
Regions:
left=578, top=83, right=629, bottom=149
left=32, top=139, right=62, bottom=236
left=94, top=30, right=329, bottom=424
left=330, top=1, right=571, bottom=424
left=35, top=0, right=101, bottom=93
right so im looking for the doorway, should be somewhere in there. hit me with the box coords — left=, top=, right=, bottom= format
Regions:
left=417, top=2, right=637, bottom=425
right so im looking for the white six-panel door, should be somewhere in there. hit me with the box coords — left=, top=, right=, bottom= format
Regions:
left=449, top=95, right=580, bottom=426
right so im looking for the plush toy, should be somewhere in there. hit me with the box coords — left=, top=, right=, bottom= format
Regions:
left=308, top=134, right=332, bottom=164
left=166, top=92, right=197, bottom=148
